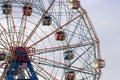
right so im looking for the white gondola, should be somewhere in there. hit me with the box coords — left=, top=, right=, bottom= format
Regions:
left=70, top=0, right=80, bottom=9
left=94, top=59, right=105, bottom=68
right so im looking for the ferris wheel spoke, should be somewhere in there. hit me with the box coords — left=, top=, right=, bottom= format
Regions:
left=38, top=62, right=96, bottom=76
left=23, top=0, right=56, bottom=47
left=32, top=56, right=97, bottom=76
left=6, top=15, right=13, bottom=44
left=0, top=37, right=10, bottom=48
left=35, top=72, right=49, bottom=80
left=18, top=15, right=28, bottom=46
left=69, top=45, right=93, bottom=66
left=32, top=61, right=57, bottom=80
left=35, top=69, right=50, bottom=80
left=29, top=12, right=85, bottom=48
left=9, top=12, right=18, bottom=46
left=0, top=38, right=10, bottom=47
left=0, top=47, right=8, bottom=51
left=21, top=16, right=28, bottom=46
left=67, top=19, right=81, bottom=44
left=0, top=23, right=14, bottom=46
left=5, top=14, right=19, bottom=46
left=19, top=0, right=31, bottom=46
left=35, top=42, right=94, bottom=55
left=0, top=30, right=10, bottom=47
left=33, top=64, right=52, bottom=80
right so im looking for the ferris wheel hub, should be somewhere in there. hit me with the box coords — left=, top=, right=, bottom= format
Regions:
left=9, top=47, right=36, bottom=62
left=5, top=47, right=38, bottom=80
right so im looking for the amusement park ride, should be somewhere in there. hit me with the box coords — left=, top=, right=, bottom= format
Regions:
left=0, top=0, right=105, bottom=80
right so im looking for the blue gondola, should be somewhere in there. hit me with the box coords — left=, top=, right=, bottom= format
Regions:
left=64, top=50, right=74, bottom=60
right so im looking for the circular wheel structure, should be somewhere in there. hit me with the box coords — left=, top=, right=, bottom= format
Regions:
left=0, top=0, right=105, bottom=80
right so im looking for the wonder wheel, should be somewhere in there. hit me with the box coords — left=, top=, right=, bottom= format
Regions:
left=0, top=0, right=105, bottom=80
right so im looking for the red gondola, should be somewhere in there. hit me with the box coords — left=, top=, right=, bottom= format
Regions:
left=65, top=71, right=75, bottom=80
left=22, top=6, right=32, bottom=16
left=55, top=31, right=66, bottom=41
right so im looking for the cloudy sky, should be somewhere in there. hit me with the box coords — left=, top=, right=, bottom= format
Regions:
left=81, top=0, right=120, bottom=80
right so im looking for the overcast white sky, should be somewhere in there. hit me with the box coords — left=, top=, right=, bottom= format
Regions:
left=81, top=0, right=120, bottom=80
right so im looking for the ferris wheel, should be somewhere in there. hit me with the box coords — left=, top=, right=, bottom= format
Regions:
left=0, top=0, right=105, bottom=80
